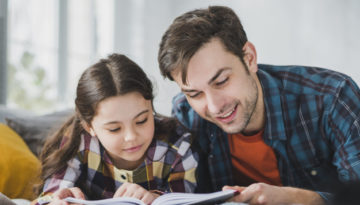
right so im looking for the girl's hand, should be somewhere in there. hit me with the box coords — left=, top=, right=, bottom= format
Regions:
left=114, top=182, right=159, bottom=205
left=48, top=187, right=85, bottom=205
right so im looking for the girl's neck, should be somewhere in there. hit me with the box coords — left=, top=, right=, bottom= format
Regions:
left=109, top=152, right=145, bottom=170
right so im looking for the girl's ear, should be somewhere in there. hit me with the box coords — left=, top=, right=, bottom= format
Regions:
left=81, top=121, right=95, bottom=137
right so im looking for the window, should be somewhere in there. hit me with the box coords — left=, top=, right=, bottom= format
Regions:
left=7, top=0, right=58, bottom=113
left=6, top=0, right=115, bottom=114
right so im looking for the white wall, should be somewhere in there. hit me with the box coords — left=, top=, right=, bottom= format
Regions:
left=119, top=0, right=360, bottom=115
left=7, top=0, right=359, bottom=115
left=0, top=0, right=7, bottom=104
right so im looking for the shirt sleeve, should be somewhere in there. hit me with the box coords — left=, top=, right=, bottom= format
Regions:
left=167, top=132, right=199, bottom=193
left=328, top=77, right=360, bottom=181
left=44, top=155, right=83, bottom=193
left=33, top=136, right=84, bottom=205
left=33, top=154, right=83, bottom=205
left=171, top=93, right=197, bottom=130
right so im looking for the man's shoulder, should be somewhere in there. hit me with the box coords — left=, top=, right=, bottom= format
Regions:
left=171, top=92, right=191, bottom=118
left=149, top=130, right=194, bottom=162
left=172, top=92, right=189, bottom=109
left=258, top=64, right=353, bottom=96
left=258, top=64, right=351, bottom=82
left=171, top=93, right=218, bottom=136
left=171, top=92, right=200, bottom=129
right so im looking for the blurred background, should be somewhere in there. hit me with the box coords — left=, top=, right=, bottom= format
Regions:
left=0, top=0, right=359, bottom=115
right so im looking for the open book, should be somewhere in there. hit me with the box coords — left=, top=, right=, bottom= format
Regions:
left=64, top=189, right=239, bottom=205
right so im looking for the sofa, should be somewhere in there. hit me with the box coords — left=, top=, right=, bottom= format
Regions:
left=0, top=105, right=73, bottom=204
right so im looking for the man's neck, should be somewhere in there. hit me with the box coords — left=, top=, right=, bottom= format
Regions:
left=242, top=75, right=265, bottom=136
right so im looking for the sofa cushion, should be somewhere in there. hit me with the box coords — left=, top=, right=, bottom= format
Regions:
left=0, top=123, right=41, bottom=200
left=0, top=193, right=16, bottom=205
left=5, top=109, right=73, bottom=157
left=0, top=105, right=33, bottom=124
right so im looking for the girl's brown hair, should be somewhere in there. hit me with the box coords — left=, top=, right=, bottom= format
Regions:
left=37, top=54, right=176, bottom=194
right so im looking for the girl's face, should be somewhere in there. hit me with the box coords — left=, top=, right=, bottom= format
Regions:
left=89, top=92, right=155, bottom=170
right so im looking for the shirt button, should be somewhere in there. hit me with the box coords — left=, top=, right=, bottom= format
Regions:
left=121, top=174, right=126, bottom=180
left=310, top=170, right=317, bottom=176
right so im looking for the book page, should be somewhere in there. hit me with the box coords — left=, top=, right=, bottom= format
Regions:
left=65, top=196, right=145, bottom=205
left=153, top=189, right=238, bottom=205
left=64, top=189, right=239, bottom=205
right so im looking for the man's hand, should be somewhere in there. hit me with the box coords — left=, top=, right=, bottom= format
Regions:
left=223, top=183, right=326, bottom=205
left=48, top=187, right=85, bottom=205
left=114, top=182, right=159, bottom=205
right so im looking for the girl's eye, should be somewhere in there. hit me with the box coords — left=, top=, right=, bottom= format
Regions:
left=109, top=128, right=120, bottom=132
left=136, top=118, right=148, bottom=125
left=215, top=77, right=229, bottom=86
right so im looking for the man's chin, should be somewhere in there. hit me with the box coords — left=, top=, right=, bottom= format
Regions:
left=215, top=121, right=245, bottom=134
left=204, top=115, right=244, bottom=134
left=221, top=126, right=244, bottom=134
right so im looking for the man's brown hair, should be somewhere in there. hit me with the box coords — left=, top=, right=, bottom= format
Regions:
left=158, top=5, right=248, bottom=84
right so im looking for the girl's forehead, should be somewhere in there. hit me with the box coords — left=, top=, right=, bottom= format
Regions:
left=93, top=93, right=152, bottom=124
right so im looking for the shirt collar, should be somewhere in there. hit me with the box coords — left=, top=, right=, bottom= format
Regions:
left=257, top=66, right=287, bottom=141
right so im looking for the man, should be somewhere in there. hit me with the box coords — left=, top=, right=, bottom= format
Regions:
left=158, top=5, right=360, bottom=205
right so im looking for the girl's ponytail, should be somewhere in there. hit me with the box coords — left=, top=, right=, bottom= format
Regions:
left=36, top=113, right=83, bottom=194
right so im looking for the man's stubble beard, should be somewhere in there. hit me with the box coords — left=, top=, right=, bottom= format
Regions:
left=214, top=77, right=259, bottom=134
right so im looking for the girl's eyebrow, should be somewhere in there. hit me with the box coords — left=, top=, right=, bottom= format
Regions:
left=104, top=109, right=149, bottom=125
left=133, top=109, right=149, bottom=119
left=104, top=121, right=119, bottom=125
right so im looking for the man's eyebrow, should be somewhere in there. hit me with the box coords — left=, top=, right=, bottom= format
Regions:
left=181, top=88, right=198, bottom=93
left=181, top=67, right=231, bottom=93
left=208, top=67, right=230, bottom=85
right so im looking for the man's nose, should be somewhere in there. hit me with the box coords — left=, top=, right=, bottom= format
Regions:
left=206, top=92, right=225, bottom=115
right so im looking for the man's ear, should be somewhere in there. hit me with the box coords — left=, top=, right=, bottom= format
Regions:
left=81, top=121, right=95, bottom=136
left=242, top=41, right=258, bottom=72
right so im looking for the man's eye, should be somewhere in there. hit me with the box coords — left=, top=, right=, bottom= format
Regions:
left=136, top=118, right=148, bottom=125
left=215, top=77, right=228, bottom=86
left=109, top=128, right=120, bottom=132
left=188, top=92, right=201, bottom=98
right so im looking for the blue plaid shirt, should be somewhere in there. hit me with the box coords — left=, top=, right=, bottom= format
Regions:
left=172, top=64, right=360, bottom=201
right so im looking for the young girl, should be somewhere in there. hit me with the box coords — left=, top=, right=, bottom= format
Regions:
left=34, top=54, right=198, bottom=205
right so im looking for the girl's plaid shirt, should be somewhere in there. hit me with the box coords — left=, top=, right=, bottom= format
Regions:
left=35, top=121, right=198, bottom=203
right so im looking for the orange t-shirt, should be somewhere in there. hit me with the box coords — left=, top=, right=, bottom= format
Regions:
left=228, top=130, right=282, bottom=186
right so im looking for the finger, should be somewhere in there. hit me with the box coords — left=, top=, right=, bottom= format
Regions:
left=239, top=183, right=264, bottom=203
left=223, top=185, right=246, bottom=192
left=114, top=183, right=129, bottom=197
left=69, top=187, right=85, bottom=199
left=123, top=185, right=145, bottom=198
left=221, top=185, right=246, bottom=203
left=130, top=186, right=145, bottom=198
left=49, top=198, right=68, bottom=205
left=53, top=188, right=75, bottom=199
left=140, top=192, right=156, bottom=205
left=130, top=190, right=145, bottom=199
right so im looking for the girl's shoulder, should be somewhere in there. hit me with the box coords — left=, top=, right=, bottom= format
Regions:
left=76, top=131, right=102, bottom=155
left=148, top=121, right=194, bottom=161
left=154, top=115, right=193, bottom=142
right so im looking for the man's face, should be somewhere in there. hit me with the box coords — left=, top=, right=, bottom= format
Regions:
left=172, top=38, right=261, bottom=134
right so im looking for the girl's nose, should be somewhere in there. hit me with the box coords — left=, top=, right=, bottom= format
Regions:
left=124, top=128, right=137, bottom=142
